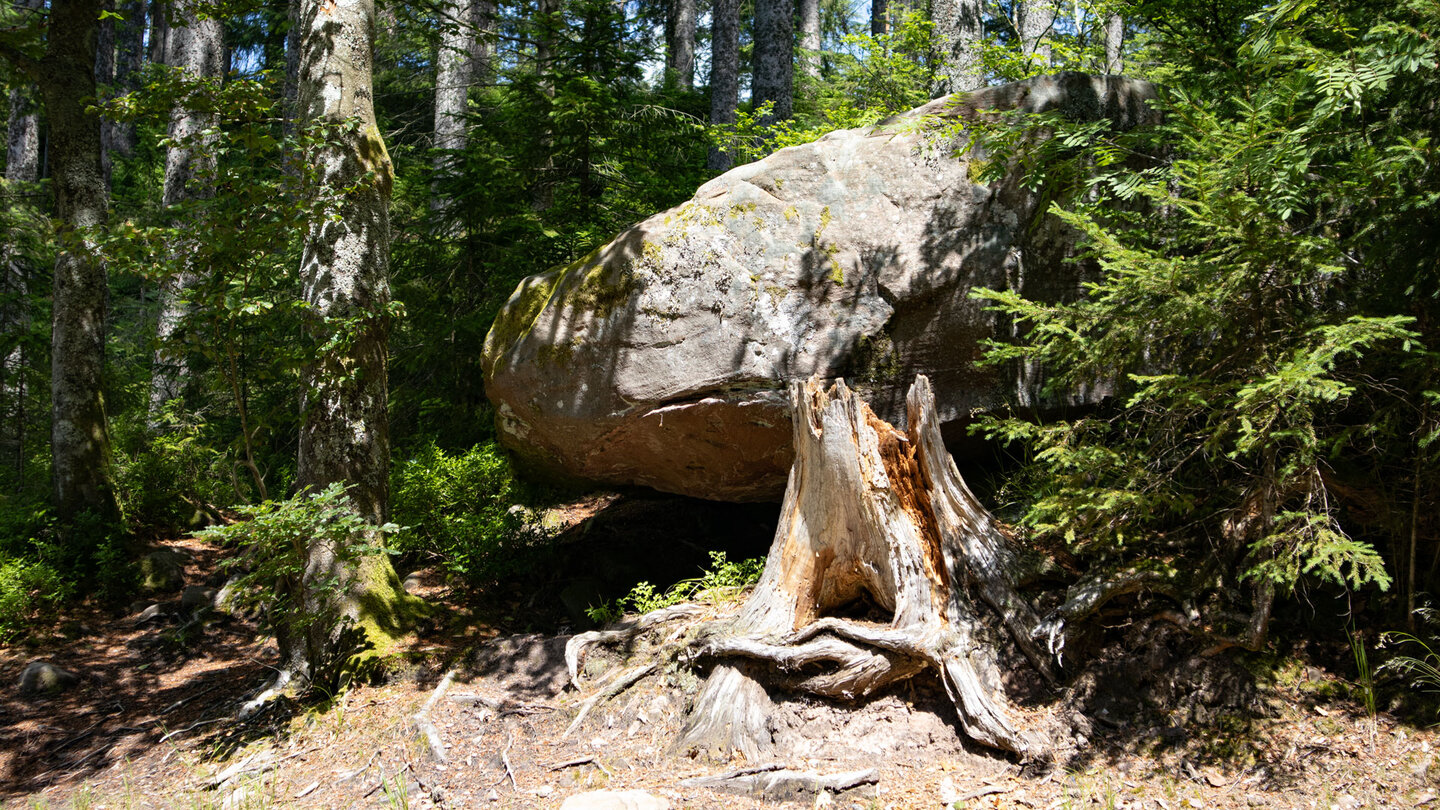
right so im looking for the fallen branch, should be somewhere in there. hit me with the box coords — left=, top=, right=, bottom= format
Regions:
left=566, top=604, right=703, bottom=687
left=959, top=784, right=1013, bottom=802
left=548, top=755, right=614, bottom=777
left=681, top=765, right=879, bottom=798
left=205, top=751, right=277, bottom=789
left=448, top=692, right=556, bottom=715
left=412, top=669, right=457, bottom=763
left=158, top=717, right=225, bottom=744
left=563, top=663, right=656, bottom=738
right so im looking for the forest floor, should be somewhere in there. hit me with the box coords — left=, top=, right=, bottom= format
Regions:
left=2, top=494, right=1438, bottom=809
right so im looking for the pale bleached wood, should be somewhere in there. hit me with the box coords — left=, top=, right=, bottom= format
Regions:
left=677, top=376, right=1049, bottom=759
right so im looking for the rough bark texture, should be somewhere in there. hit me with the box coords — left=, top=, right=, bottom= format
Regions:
left=931, top=0, right=984, bottom=94
left=706, top=0, right=740, bottom=171
left=531, top=0, right=560, bottom=211
left=97, top=0, right=145, bottom=174
left=677, top=376, right=1048, bottom=759
left=432, top=0, right=479, bottom=206
left=798, top=0, right=820, bottom=80
left=1102, top=12, right=1124, bottom=74
left=870, top=0, right=888, bottom=37
left=2, top=7, right=41, bottom=479
left=149, top=0, right=223, bottom=424
left=42, top=0, right=120, bottom=522
left=148, top=0, right=170, bottom=70
left=1018, top=0, right=1055, bottom=67
left=751, top=0, right=793, bottom=123
left=665, top=0, right=696, bottom=89
left=292, top=0, right=413, bottom=684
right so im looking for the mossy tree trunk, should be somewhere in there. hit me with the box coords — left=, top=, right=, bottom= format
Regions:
left=679, top=376, right=1052, bottom=760
left=290, top=0, right=415, bottom=686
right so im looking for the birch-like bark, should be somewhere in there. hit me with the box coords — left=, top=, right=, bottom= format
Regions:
left=706, top=0, right=739, bottom=171
left=798, top=0, right=820, bottom=80
left=293, top=0, right=411, bottom=683
left=148, top=0, right=223, bottom=425
left=42, top=0, right=120, bottom=522
left=665, top=0, right=696, bottom=89
left=432, top=0, right=475, bottom=208
left=1017, top=0, right=1055, bottom=68
left=751, top=0, right=793, bottom=123
left=1102, top=12, right=1124, bottom=74
left=931, top=0, right=984, bottom=95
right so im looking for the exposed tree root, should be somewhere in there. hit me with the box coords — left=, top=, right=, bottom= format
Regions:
left=674, top=377, right=1052, bottom=759
left=679, top=762, right=880, bottom=799
left=573, top=377, right=1059, bottom=760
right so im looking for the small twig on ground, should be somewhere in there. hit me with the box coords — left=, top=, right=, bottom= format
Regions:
left=959, top=784, right=1013, bottom=802
left=158, top=717, right=225, bottom=744
left=500, top=732, right=518, bottom=790
left=161, top=684, right=218, bottom=716
left=338, top=749, right=381, bottom=782
left=362, top=761, right=413, bottom=798
left=549, top=756, right=613, bottom=777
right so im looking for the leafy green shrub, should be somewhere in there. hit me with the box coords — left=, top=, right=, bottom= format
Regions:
left=197, top=483, right=399, bottom=638
left=114, top=415, right=235, bottom=535
left=586, top=551, right=765, bottom=624
left=0, top=557, right=70, bottom=641
left=390, top=442, right=544, bottom=584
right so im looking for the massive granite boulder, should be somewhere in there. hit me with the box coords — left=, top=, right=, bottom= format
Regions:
left=482, top=73, right=1159, bottom=501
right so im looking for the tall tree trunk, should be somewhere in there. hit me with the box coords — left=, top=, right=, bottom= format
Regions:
left=292, top=0, right=413, bottom=685
left=665, top=0, right=696, bottom=89
left=432, top=0, right=476, bottom=210
left=472, top=0, right=496, bottom=87
left=1102, top=12, right=1124, bottom=74
left=870, top=0, right=889, bottom=37
left=1017, top=0, right=1054, bottom=67
left=706, top=0, right=739, bottom=171
left=931, top=0, right=984, bottom=95
left=677, top=377, right=1050, bottom=760
left=148, top=0, right=170, bottom=65
left=798, top=0, right=820, bottom=80
left=42, top=0, right=120, bottom=523
left=148, top=0, right=223, bottom=426
left=108, top=0, right=145, bottom=160
left=752, top=0, right=793, bottom=123
left=531, top=0, right=560, bottom=211
left=1, top=0, right=43, bottom=484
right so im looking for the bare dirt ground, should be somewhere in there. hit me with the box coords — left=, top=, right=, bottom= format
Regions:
left=3, top=499, right=1438, bottom=809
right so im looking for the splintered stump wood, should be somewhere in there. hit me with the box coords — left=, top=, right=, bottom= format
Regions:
left=679, top=376, right=1053, bottom=759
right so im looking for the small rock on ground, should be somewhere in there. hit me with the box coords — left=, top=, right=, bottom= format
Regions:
left=181, top=585, right=217, bottom=612
left=559, top=789, right=670, bottom=810
left=140, top=550, right=186, bottom=593
left=16, top=660, right=79, bottom=696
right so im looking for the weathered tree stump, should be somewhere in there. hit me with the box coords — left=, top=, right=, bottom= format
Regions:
left=677, top=375, right=1052, bottom=759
